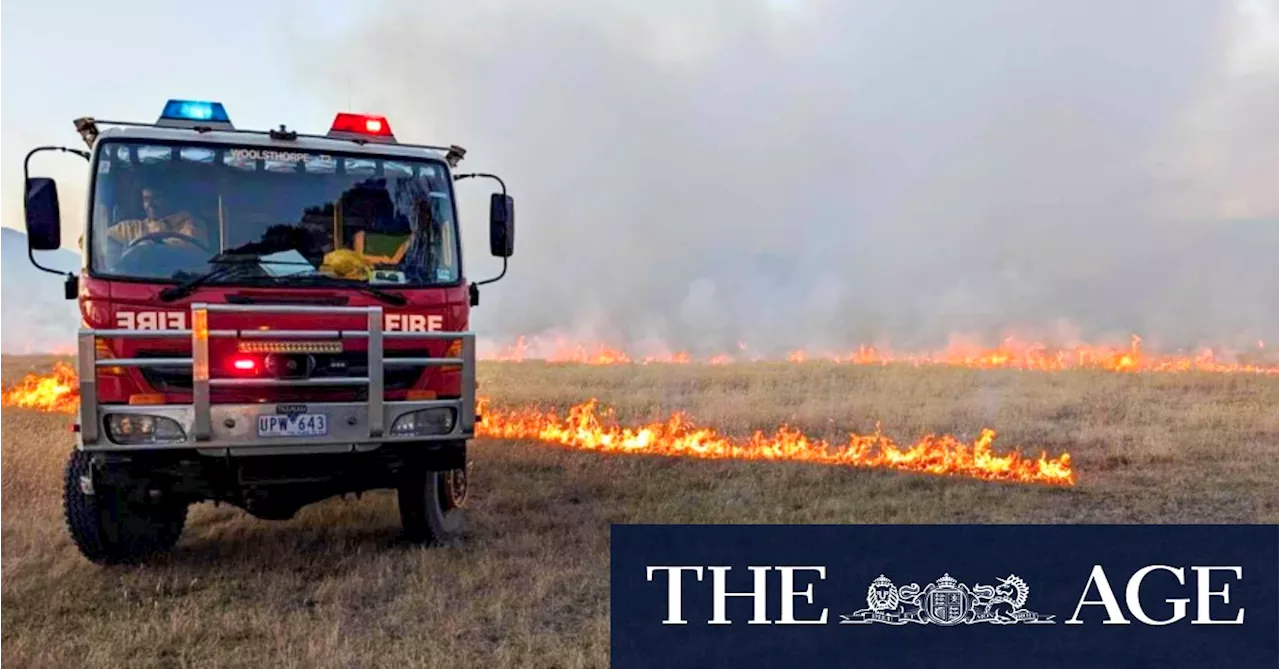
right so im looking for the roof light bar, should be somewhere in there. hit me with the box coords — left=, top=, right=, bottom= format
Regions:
left=89, top=101, right=462, bottom=155
left=156, top=99, right=234, bottom=129
left=328, top=113, right=396, bottom=143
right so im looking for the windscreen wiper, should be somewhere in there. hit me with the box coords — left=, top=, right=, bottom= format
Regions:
left=159, top=254, right=407, bottom=306
left=158, top=254, right=265, bottom=302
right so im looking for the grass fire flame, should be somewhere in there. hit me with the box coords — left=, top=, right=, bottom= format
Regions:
left=476, top=398, right=1075, bottom=486
left=1, top=365, right=1075, bottom=487
left=484, top=334, right=1278, bottom=374
left=0, top=362, right=78, bottom=414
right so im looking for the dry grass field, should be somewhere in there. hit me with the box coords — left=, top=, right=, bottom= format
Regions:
left=2, top=355, right=1277, bottom=668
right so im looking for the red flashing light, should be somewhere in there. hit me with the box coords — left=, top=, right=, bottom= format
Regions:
left=329, top=113, right=394, bottom=140
left=231, top=357, right=257, bottom=371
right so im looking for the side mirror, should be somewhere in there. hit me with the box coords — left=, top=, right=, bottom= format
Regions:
left=25, top=177, right=62, bottom=251
left=489, top=193, right=514, bottom=257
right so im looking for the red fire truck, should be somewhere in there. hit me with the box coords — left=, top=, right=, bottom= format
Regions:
left=21, top=100, right=514, bottom=564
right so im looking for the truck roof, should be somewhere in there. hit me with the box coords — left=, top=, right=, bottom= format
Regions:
left=94, top=124, right=453, bottom=163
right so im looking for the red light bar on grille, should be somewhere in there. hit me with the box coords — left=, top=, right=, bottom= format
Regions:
left=328, top=113, right=396, bottom=143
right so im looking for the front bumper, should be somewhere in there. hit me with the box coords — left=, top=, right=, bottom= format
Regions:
left=86, top=399, right=471, bottom=455
left=77, top=302, right=476, bottom=454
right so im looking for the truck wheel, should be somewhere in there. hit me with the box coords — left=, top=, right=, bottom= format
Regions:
left=442, top=466, right=468, bottom=511
left=397, top=468, right=464, bottom=544
left=63, top=450, right=187, bottom=565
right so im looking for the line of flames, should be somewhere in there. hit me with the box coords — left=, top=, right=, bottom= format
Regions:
left=475, top=398, right=1075, bottom=486
left=0, top=363, right=1075, bottom=486
left=9, top=335, right=1277, bottom=374
left=482, top=334, right=1279, bottom=374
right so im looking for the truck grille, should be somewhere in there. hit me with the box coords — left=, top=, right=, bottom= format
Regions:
left=136, top=351, right=428, bottom=393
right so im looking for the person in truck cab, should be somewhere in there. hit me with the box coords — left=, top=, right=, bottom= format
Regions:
left=98, top=182, right=216, bottom=279
left=105, top=185, right=210, bottom=249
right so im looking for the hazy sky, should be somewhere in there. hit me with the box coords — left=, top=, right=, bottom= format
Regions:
left=3, top=0, right=1276, bottom=351
left=1, top=0, right=368, bottom=238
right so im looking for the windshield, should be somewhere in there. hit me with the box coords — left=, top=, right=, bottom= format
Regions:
left=89, top=140, right=460, bottom=287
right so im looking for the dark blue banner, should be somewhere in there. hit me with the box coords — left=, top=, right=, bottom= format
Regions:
left=610, top=525, right=1278, bottom=669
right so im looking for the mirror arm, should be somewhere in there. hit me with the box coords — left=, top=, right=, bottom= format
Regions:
left=452, top=172, right=507, bottom=196
left=468, top=257, right=508, bottom=307
left=24, top=146, right=89, bottom=278
left=455, top=172, right=511, bottom=306
left=25, top=146, right=90, bottom=175
left=27, top=245, right=68, bottom=278
left=473, top=257, right=508, bottom=288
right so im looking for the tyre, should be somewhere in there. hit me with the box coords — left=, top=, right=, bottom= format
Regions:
left=397, top=467, right=466, bottom=544
left=63, top=450, right=188, bottom=565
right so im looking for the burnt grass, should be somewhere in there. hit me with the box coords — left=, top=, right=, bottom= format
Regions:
left=2, top=357, right=1276, bottom=668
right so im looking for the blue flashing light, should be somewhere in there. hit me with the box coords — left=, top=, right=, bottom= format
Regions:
left=160, top=99, right=231, bottom=124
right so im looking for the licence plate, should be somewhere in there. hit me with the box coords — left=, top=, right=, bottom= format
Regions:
left=257, top=413, right=329, bottom=438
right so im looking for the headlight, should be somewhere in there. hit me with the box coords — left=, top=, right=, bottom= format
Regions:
left=390, top=408, right=456, bottom=436
left=105, top=414, right=187, bottom=444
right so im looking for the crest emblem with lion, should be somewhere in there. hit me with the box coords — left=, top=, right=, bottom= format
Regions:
left=840, top=573, right=1055, bottom=625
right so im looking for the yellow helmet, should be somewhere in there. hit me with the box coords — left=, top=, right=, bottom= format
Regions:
left=320, top=248, right=372, bottom=281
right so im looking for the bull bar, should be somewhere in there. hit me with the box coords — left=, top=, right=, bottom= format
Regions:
left=76, top=303, right=476, bottom=453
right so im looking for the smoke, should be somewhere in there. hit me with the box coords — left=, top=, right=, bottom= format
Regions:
left=0, top=227, right=80, bottom=354
left=291, top=0, right=1278, bottom=353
